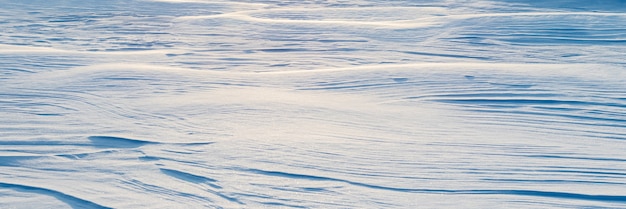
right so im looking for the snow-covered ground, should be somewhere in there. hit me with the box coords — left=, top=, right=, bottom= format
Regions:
left=1, top=0, right=625, bottom=208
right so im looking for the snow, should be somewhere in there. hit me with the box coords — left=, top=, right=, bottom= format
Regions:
left=1, top=0, right=625, bottom=208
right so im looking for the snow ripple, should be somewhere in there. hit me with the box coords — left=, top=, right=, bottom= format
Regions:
left=1, top=0, right=626, bottom=208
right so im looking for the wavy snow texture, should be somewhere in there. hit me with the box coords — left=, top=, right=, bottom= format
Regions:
left=1, top=0, right=626, bottom=208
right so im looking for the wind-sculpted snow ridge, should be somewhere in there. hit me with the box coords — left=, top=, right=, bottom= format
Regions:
left=1, top=0, right=626, bottom=208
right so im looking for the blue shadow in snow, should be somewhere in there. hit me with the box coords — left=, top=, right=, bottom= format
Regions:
left=0, top=182, right=112, bottom=209
left=87, top=136, right=156, bottom=148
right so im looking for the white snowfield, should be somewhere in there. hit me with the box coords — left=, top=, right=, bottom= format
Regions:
left=1, top=0, right=625, bottom=208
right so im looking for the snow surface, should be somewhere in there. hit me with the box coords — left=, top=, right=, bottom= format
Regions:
left=1, top=0, right=626, bottom=208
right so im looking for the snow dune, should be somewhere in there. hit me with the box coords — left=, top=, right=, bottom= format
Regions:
left=1, top=0, right=625, bottom=208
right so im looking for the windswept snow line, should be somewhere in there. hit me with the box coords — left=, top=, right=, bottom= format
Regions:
left=252, top=62, right=615, bottom=76
left=36, top=62, right=622, bottom=81
left=0, top=44, right=68, bottom=54
left=245, top=169, right=626, bottom=203
left=459, top=190, right=626, bottom=203
left=176, top=11, right=626, bottom=28
left=173, top=5, right=446, bottom=22
left=0, top=182, right=112, bottom=209
left=175, top=7, right=441, bottom=28
left=41, top=63, right=231, bottom=76
left=0, top=44, right=185, bottom=55
left=144, top=0, right=268, bottom=8
left=429, top=11, right=626, bottom=20
left=177, top=12, right=435, bottom=28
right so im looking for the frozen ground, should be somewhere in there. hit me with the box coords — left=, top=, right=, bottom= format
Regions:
left=1, top=0, right=626, bottom=208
